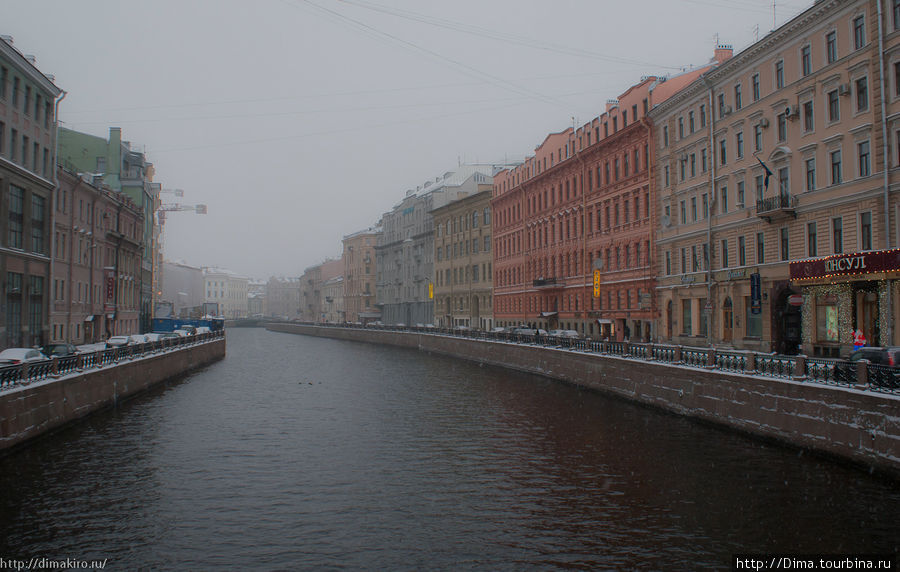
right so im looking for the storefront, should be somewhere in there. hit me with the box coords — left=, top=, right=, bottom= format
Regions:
left=789, top=249, right=900, bottom=357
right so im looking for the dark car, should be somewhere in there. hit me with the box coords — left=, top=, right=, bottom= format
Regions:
left=847, top=347, right=900, bottom=366
left=42, top=343, right=79, bottom=358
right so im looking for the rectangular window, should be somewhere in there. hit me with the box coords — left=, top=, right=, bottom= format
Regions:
left=701, top=148, right=708, bottom=172
left=739, top=236, right=746, bottom=266
left=666, top=251, right=672, bottom=275
left=826, top=31, right=837, bottom=64
left=755, top=175, right=765, bottom=202
left=721, top=184, right=728, bottom=213
left=803, top=100, right=814, bottom=132
left=757, top=232, right=765, bottom=264
left=801, top=45, right=811, bottom=76
left=860, top=211, right=872, bottom=250
left=721, top=239, right=729, bottom=268
left=831, top=149, right=843, bottom=184
left=8, top=185, right=23, bottom=249
left=832, top=216, right=843, bottom=254
left=778, top=167, right=790, bottom=196
left=31, top=195, right=44, bottom=254
left=752, top=73, right=760, bottom=101
left=718, top=93, right=726, bottom=118
left=700, top=104, right=707, bottom=127
left=737, top=181, right=745, bottom=207
left=854, top=15, right=865, bottom=50
left=689, top=111, right=695, bottom=133
left=734, top=83, right=742, bottom=110
left=678, top=117, right=684, bottom=139
left=828, top=90, right=840, bottom=122
left=663, top=125, right=669, bottom=147
left=777, top=113, right=787, bottom=142
left=858, top=140, right=871, bottom=177
left=736, top=131, right=744, bottom=158
left=754, top=123, right=763, bottom=151
left=781, top=227, right=790, bottom=260
left=776, top=60, right=785, bottom=89
left=6, top=272, right=22, bottom=347
left=856, top=77, right=869, bottom=112
left=719, top=139, right=727, bottom=165
left=805, top=157, right=816, bottom=191
left=682, top=299, right=692, bottom=336
left=807, top=222, right=818, bottom=257
left=691, top=197, right=697, bottom=222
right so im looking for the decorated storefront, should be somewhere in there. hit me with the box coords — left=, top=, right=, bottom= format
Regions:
left=789, top=249, right=900, bottom=357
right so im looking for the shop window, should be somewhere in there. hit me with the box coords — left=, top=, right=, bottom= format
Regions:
left=745, top=297, right=762, bottom=338
left=816, top=295, right=839, bottom=342
left=682, top=299, right=692, bottom=336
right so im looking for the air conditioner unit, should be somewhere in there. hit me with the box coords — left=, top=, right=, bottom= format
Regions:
left=680, top=153, right=688, bottom=162
left=662, top=215, right=672, bottom=227
left=758, top=117, right=770, bottom=128
left=838, top=83, right=851, bottom=96
left=785, top=105, right=799, bottom=119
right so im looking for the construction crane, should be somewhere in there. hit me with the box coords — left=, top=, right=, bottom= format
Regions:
left=158, top=203, right=207, bottom=225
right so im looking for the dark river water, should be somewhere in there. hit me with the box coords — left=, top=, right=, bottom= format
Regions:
left=0, top=327, right=898, bottom=570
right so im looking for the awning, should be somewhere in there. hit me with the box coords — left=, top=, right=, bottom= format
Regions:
left=107, top=313, right=116, bottom=320
left=84, top=315, right=94, bottom=322
left=597, top=319, right=613, bottom=324
left=540, top=311, right=558, bottom=317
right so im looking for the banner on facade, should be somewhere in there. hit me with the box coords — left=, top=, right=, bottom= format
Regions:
left=789, top=248, right=900, bottom=282
left=750, top=272, right=762, bottom=315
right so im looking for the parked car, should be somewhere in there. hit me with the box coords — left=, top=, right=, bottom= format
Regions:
left=173, top=329, right=191, bottom=337
left=848, top=347, right=900, bottom=366
left=106, top=336, right=131, bottom=349
left=548, top=329, right=581, bottom=339
left=150, top=332, right=181, bottom=341
left=42, top=343, right=79, bottom=358
left=195, top=326, right=211, bottom=335
left=129, top=334, right=149, bottom=345
left=0, top=348, right=48, bottom=365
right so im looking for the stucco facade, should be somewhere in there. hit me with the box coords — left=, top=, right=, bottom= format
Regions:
left=431, top=187, right=493, bottom=329
left=0, top=37, right=61, bottom=349
left=203, top=268, right=248, bottom=319
left=651, top=0, right=900, bottom=356
left=342, top=227, right=379, bottom=323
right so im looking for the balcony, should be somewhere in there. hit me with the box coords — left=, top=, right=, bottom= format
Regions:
left=756, top=193, right=797, bottom=222
left=532, top=277, right=563, bottom=290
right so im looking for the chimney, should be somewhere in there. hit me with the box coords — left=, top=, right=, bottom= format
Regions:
left=714, top=44, right=734, bottom=64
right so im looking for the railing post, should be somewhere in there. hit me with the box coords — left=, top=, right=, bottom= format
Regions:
left=50, top=356, right=59, bottom=378
left=623, top=341, right=631, bottom=356
left=746, top=352, right=757, bottom=373
left=706, top=348, right=717, bottom=369
left=20, top=363, right=29, bottom=383
left=856, top=360, right=868, bottom=387
left=792, top=355, right=807, bottom=380
left=674, top=345, right=682, bottom=364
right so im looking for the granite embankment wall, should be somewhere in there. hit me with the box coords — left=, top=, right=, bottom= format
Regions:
left=0, top=338, right=226, bottom=452
left=268, top=323, right=900, bottom=476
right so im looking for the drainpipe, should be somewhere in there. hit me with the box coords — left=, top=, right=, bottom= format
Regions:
left=877, top=0, right=894, bottom=345
left=51, top=90, right=66, bottom=343
left=703, top=75, right=717, bottom=348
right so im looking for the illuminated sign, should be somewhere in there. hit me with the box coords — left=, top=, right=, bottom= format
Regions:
left=790, top=249, right=900, bottom=282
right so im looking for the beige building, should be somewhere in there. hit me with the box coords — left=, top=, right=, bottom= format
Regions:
left=432, top=187, right=493, bottom=329
left=342, top=227, right=380, bottom=323
left=651, top=0, right=900, bottom=356
left=323, top=275, right=344, bottom=323
left=203, top=267, right=248, bottom=319
left=266, top=276, right=300, bottom=319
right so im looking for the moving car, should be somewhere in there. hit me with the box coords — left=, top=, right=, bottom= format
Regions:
left=0, top=348, right=48, bottom=365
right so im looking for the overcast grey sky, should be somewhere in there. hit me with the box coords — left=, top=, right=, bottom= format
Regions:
left=5, top=0, right=814, bottom=280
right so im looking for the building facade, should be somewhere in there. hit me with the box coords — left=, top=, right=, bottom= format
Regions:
left=203, top=268, right=248, bottom=319
left=377, top=165, right=498, bottom=326
left=342, top=227, right=379, bottom=324
left=52, top=168, right=143, bottom=342
left=322, top=275, right=344, bottom=323
left=58, top=126, right=161, bottom=333
left=161, top=260, right=205, bottom=318
left=651, top=0, right=900, bottom=356
left=0, top=37, right=61, bottom=349
left=431, top=187, right=493, bottom=329
left=492, top=61, right=715, bottom=339
left=266, top=276, right=300, bottom=319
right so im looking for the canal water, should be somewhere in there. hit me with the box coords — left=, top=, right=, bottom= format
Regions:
left=0, top=328, right=898, bottom=570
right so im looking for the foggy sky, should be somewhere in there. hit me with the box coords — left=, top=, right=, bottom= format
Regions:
left=4, top=0, right=814, bottom=280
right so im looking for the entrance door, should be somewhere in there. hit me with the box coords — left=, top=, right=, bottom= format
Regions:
left=722, top=298, right=733, bottom=344
left=666, top=301, right=673, bottom=340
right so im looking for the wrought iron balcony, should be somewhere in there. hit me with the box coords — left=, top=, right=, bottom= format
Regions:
left=756, top=193, right=798, bottom=222
left=533, top=277, right=562, bottom=289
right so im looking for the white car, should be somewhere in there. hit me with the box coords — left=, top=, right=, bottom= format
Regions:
left=173, top=329, right=191, bottom=337
left=106, top=336, right=131, bottom=349
left=0, top=348, right=48, bottom=365
left=129, top=334, right=149, bottom=344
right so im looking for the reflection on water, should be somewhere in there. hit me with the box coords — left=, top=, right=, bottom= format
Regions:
left=0, top=328, right=897, bottom=569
